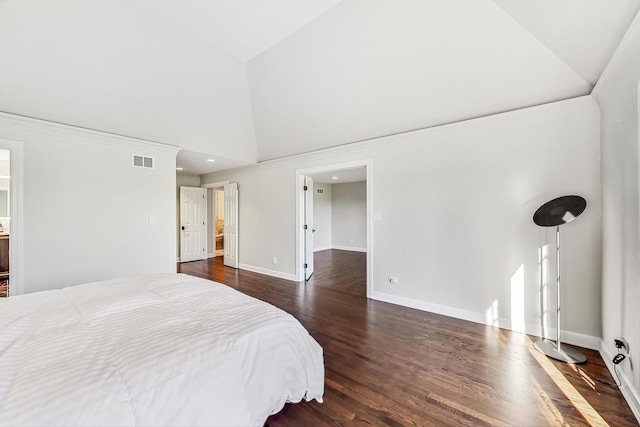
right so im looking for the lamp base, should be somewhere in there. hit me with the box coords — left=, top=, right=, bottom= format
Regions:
left=533, top=340, right=587, bottom=364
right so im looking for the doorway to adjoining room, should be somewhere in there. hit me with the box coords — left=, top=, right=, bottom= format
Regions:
left=296, top=160, right=371, bottom=297
left=0, top=149, right=10, bottom=298
left=212, top=188, right=225, bottom=257
left=204, top=181, right=238, bottom=269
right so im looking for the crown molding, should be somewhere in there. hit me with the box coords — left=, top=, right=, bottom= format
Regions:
left=0, top=112, right=180, bottom=156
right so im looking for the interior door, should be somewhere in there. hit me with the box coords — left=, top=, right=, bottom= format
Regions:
left=223, top=182, right=239, bottom=268
left=180, top=186, right=206, bottom=262
left=304, top=176, right=314, bottom=280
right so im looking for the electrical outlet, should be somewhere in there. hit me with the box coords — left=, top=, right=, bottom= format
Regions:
left=613, top=353, right=626, bottom=364
left=614, top=338, right=629, bottom=354
left=272, top=256, right=277, bottom=265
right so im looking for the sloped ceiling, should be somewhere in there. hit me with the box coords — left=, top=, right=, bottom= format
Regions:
left=0, top=0, right=638, bottom=173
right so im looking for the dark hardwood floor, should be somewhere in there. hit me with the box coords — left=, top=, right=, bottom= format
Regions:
left=178, top=250, right=638, bottom=426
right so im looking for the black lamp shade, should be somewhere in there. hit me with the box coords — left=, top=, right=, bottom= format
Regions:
left=533, top=195, right=586, bottom=227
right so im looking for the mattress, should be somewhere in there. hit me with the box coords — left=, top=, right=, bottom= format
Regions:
left=0, top=273, right=324, bottom=426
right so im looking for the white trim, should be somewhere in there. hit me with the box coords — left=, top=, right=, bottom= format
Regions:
left=296, top=174, right=304, bottom=281
left=201, top=180, right=229, bottom=189
left=201, top=183, right=227, bottom=266
left=295, top=159, right=373, bottom=299
left=370, top=291, right=600, bottom=350
left=600, top=340, right=640, bottom=423
left=0, top=112, right=180, bottom=156
left=313, top=245, right=333, bottom=252
left=0, top=138, right=23, bottom=296
left=238, top=263, right=298, bottom=282
left=561, top=331, right=601, bottom=351
left=332, top=245, right=367, bottom=253
left=176, top=257, right=181, bottom=263
left=371, top=290, right=486, bottom=323
left=592, top=9, right=640, bottom=98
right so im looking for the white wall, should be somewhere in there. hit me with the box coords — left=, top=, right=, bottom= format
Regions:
left=593, top=13, right=640, bottom=417
left=0, top=113, right=179, bottom=294
left=332, top=182, right=366, bottom=251
left=313, top=183, right=332, bottom=251
left=201, top=96, right=601, bottom=344
left=176, top=173, right=201, bottom=260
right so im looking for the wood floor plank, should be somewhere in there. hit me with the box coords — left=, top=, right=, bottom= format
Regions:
left=178, top=250, right=638, bottom=426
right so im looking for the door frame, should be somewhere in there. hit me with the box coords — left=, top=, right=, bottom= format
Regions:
left=202, top=181, right=229, bottom=260
left=303, top=176, right=314, bottom=281
left=295, top=159, right=372, bottom=298
left=0, top=138, right=23, bottom=296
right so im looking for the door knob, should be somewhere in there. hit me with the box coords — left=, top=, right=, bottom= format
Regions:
left=181, top=226, right=185, bottom=230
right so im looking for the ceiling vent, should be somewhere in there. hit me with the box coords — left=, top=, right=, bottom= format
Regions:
left=132, top=155, right=154, bottom=169
left=316, top=188, right=324, bottom=194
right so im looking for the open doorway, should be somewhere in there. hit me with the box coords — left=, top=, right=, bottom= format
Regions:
left=296, top=160, right=372, bottom=297
left=213, top=188, right=225, bottom=257
left=203, top=181, right=239, bottom=269
left=205, top=185, right=225, bottom=258
left=0, top=149, right=9, bottom=297
left=0, top=139, right=22, bottom=296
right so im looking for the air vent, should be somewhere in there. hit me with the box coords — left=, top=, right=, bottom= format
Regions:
left=132, top=155, right=154, bottom=169
left=316, top=188, right=324, bottom=194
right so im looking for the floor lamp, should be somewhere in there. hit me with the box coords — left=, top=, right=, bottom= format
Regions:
left=532, top=195, right=587, bottom=364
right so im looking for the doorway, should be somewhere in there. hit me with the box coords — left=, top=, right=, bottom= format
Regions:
left=202, top=181, right=239, bottom=269
left=296, top=160, right=372, bottom=297
left=0, top=139, right=22, bottom=296
left=212, top=188, right=225, bottom=257
left=0, top=149, right=9, bottom=297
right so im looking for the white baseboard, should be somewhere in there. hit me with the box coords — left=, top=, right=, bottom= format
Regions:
left=238, top=263, right=299, bottom=282
left=207, top=252, right=215, bottom=258
left=176, top=257, right=181, bottom=263
left=369, top=291, right=600, bottom=350
left=332, top=245, right=367, bottom=253
left=600, top=340, right=640, bottom=423
left=314, top=245, right=332, bottom=252
left=371, top=290, right=488, bottom=325
left=562, top=331, right=601, bottom=351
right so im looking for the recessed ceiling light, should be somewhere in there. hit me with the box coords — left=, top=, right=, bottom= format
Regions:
left=332, top=176, right=338, bottom=180
left=176, top=167, right=183, bottom=171
left=207, top=158, right=216, bottom=162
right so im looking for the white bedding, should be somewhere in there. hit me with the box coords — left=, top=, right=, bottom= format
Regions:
left=0, top=273, right=324, bottom=426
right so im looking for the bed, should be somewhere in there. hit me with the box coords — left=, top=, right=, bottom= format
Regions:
left=0, top=273, right=324, bottom=426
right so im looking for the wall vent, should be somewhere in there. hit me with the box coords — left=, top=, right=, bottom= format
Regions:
left=132, top=155, right=154, bottom=169
left=316, top=188, right=324, bottom=194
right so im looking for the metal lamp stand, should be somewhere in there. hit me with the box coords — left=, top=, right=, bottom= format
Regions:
left=532, top=195, right=587, bottom=364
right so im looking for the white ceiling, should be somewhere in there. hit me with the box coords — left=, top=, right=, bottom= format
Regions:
left=133, top=0, right=343, bottom=62
left=0, top=0, right=638, bottom=174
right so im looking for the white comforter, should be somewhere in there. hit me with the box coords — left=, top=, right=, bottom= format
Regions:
left=0, top=273, right=324, bottom=426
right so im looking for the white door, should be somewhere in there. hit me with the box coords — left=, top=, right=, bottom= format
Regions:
left=304, top=176, right=314, bottom=280
left=180, top=186, right=206, bottom=262
left=224, top=182, right=239, bottom=268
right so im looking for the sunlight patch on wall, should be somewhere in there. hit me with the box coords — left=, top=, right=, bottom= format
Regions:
left=485, top=299, right=500, bottom=327
left=539, top=244, right=551, bottom=338
left=510, top=264, right=525, bottom=333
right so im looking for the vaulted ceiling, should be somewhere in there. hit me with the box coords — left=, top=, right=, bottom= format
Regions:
left=0, top=0, right=638, bottom=174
